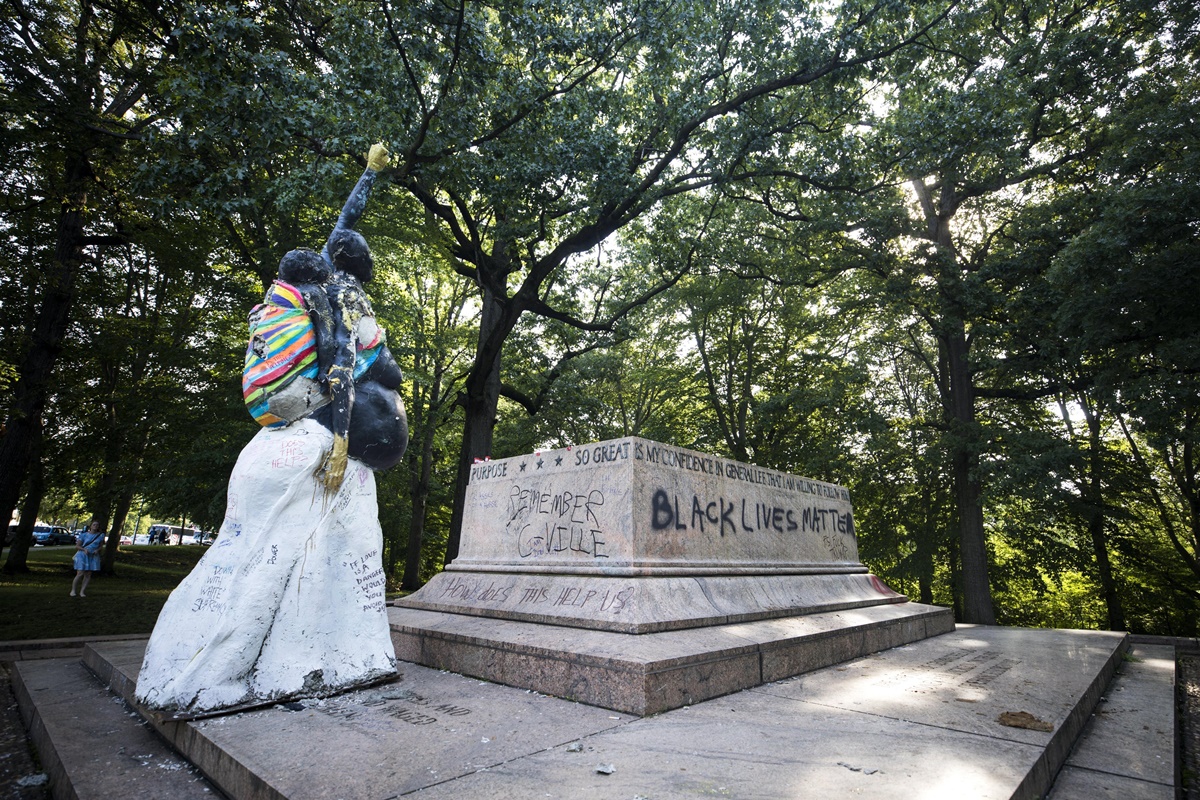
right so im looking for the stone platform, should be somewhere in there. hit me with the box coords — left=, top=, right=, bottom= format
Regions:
left=13, top=625, right=1177, bottom=799
left=395, top=439, right=955, bottom=709
left=390, top=601, right=954, bottom=715
left=396, top=570, right=909, bottom=634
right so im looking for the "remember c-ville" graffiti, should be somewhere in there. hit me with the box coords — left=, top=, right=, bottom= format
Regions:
left=507, top=484, right=609, bottom=559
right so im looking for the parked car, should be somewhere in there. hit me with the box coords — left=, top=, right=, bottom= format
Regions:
left=32, top=525, right=75, bottom=546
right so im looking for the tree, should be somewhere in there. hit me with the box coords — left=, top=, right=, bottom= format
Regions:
left=52, top=211, right=250, bottom=569
left=371, top=218, right=476, bottom=588
left=285, top=0, right=954, bottom=562
left=1047, top=102, right=1200, bottom=627
left=125, top=0, right=953, bottom=568
left=867, top=0, right=1167, bottom=622
left=851, top=318, right=958, bottom=609
left=0, top=0, right=179, bottom=570
left=974, top=0, right=1200, bottom=629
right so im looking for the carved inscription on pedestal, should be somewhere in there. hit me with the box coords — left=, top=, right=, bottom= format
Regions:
left=315, top=688, right=473, bottom=731
left=460, top=436, right=859, bottom=570
left=432, top=574, right=637, bottom=616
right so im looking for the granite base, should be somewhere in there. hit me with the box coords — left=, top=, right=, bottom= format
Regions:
left=388, top=601, right=954, bottom=715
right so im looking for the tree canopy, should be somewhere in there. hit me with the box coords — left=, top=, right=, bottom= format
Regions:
left=1, top=0, right=1197, bottom=633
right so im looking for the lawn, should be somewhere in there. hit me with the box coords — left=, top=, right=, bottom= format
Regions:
left=0, top=545, right=207, bottom=642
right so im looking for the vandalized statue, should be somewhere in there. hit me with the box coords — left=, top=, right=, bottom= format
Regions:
left=136, top=144, right=408, bottom=717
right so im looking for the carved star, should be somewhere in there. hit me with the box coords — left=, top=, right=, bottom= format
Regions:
left=554, top=455, right=563, bottom=466
left=536, top=459, right=544, bottom=469
left=519, top=462, right=527, bottom=472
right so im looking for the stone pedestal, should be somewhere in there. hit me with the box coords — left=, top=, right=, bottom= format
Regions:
left=395, top=437, right=953, bottom=712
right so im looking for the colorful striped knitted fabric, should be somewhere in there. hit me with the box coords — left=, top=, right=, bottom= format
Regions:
left=243, top=281, right=319, bottom=427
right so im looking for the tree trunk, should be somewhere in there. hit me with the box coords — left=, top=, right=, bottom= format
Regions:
left=402, top=370, right=444, bottom=591
left=912, top=177, right=994, bottom=624
left=91, top=410, right=123, bottom=533
left=917, top=484, right=935, bottom=605
left=1184, top=434, right=1200, bottom=581
left=0, top=152, right=91, bottom=545
left=91, top=356, right=128, bottom=536
left=402, top=430, right=436, bottom=590
left=101, top=425, right=151, bottom=573
left=948, top=532, right=963, bottom=621
left=102, top=488, right=135, bottom=575
left=945, top=322, right=995, bottom=624
left=2, top=443, right=45, bottom=574
left=917, top=571, right=933, bottom=605
left=1084, top=409, right=1125, bottom=630
left=444, top=288, right=508, bottom=565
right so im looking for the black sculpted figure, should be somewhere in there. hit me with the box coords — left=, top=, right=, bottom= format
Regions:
left=274, top=142, right=408, bottom=485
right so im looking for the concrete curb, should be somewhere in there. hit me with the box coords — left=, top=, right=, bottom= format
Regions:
left=0, top=633, right=149, bottom=664
left=1128, top=633, right=1200, bottom=655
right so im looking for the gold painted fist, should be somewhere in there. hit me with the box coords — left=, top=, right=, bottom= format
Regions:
left=366, top=142, right=390, bottom=172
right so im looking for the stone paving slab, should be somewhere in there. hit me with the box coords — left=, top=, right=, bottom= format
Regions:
left=407, top=687, right=1047, bottom=800
left=63, top=625, right=1136, bottom=800
left=1048, top=766, right=1173, bottom=800
left=1047, top=644, right=1176, bottom=799
left=757, top=625, right=1128, bottom=799
left=764, top=625, right=1126, bottom=744
left=173, top=673, right=625, bottom=800
left=0, top=648, right=83, bottom=664
left=89, top=640, right=629, bottom=800
left=11, top=657, right=216, bottom=799
left=0, top=634, right=149, bottom=668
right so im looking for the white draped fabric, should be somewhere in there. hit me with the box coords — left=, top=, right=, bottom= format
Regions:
left=135, top=419, right=396, bottom=715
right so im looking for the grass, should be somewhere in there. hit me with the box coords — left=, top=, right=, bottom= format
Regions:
left=0, top=545, right=207, bottom=642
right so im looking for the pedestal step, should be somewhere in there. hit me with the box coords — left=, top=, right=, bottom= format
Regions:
left=390, top=601, right=954, bottom=715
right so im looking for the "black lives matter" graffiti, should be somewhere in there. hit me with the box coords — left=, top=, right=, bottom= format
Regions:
left=650, top=489, right=853, bottom=538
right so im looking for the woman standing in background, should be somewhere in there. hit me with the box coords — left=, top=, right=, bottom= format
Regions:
left=70, top=520, right=104, bottom=597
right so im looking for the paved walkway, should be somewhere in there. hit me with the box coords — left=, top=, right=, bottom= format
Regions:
left=0, top=636, right=147, bottom=800
left=2, top=632, right=1196, bottom=799
left=1049, top=644, right=1177, bottom=798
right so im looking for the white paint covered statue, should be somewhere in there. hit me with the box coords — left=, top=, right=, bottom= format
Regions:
left=137, top=144, right=408, bottom=716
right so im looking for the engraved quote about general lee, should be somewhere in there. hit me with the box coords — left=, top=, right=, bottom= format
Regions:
left=470, top=439, right=854, bottom=563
